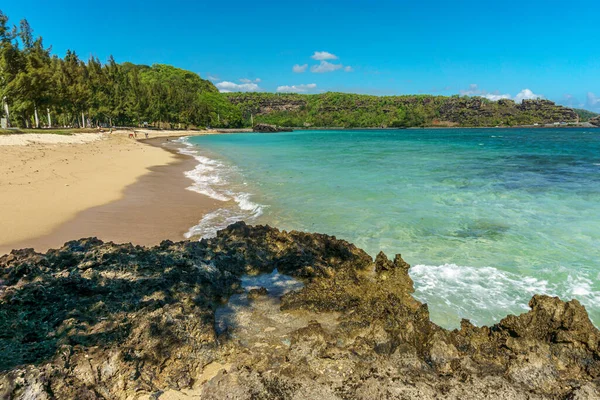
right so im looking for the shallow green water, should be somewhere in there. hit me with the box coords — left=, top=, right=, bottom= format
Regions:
left=180, top=128, right=600, bottom=328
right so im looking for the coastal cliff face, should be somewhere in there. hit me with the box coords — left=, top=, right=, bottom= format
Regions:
left=225, top=93, right=579, bottom=128
left=252, top=123, right=293, bottom=133
left=590, top=115, right=600, bottom=127
left=1, top=222, right=599, bottom=399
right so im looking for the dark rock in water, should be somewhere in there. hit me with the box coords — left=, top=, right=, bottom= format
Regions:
left=252, top=123, right=293, bottom=132
left=247, top=286, right=268, bottom=300
left=1, top=221, right=599, bottom=399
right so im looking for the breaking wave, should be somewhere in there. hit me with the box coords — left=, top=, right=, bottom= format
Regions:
left=410, top=263, right=600, bottom=327
left=174, top=137, right=264, bottom=239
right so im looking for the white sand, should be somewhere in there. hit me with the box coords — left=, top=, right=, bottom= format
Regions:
left=0, top=133, right=176, bottom=251
left=0, top=133, right=105, bottom=146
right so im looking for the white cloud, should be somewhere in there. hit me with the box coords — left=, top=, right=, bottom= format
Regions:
left=460, top=84, right=543, bottom=103
left=311, top=51, right=338, bottom=61
left=291, top=51, right=352, bottom=74
left=586, top=92, right=600, bottom=112
left=276, top=83, right=317, bottom=93
left=215, top=81, right=260, bottom=92
left=514, top=89, right=543, bottom=103
left=207, top=74, right=220, bottom=82
left=460, top=84, right=481, bottom=96
left=460, top=84, right=511, bottom=101
left=293, top=64, right=308, bottom=73
left=239, top=78, right=261, bottom=83
left=483, top=93, right=511, bottom=101
left=310, top=60, right=344, bottom=73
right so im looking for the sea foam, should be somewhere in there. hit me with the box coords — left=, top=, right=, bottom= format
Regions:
left=172, top=129, right=600, bottom=329
left=410, top=263, right=600, bottom=327
left=174, top=137, right=264, bottom=239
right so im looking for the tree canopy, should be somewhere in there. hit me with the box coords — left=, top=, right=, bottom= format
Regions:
left=0, top=10, right=218, bottom=129
left=225, top=92, right=580, bottom=128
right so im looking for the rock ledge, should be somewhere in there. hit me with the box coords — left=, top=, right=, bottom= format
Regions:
left=1, top=222, right=598, bottom=399
left=252, top=123, right=293, bottom=132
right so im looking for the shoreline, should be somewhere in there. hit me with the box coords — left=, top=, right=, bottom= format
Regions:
left=289, top=124, right=599, bottom=130
left=1, top=124, right=596, bottom=255
left=0, top=131, right=227, bottom=255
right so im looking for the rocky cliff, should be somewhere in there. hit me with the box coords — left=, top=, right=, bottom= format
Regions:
left=1, top=223, right=599, bottom=399
left=225, top=93, right=579, bottom=128
left=252, top=123, right=293, bottom=133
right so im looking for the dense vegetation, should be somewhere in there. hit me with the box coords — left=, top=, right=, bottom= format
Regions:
left=225, top=92, right=580, bottom=128
left=573, top=108, right=598, bottom=122
left=0, top=11, right=222, bottom=129
left=0, top=10, right=589, bottom=130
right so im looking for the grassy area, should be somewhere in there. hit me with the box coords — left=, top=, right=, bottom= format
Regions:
left=0, top=128, right=101, bottom=136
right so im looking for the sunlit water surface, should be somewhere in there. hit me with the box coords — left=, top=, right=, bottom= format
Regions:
left=178, top=128, right=600, bottom=328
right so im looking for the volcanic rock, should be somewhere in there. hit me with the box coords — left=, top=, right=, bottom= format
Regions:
left=1, top=222, right=598, bottom=399
left=252, top=123, right=293, bottom=132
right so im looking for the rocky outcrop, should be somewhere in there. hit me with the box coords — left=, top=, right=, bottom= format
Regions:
left=590, top=115, right=600, bottom=127
left=252, top=123, right=293, bottom=132
left=227, top=95, right=307, bottom=116
left=1, top=222, right=599, bottom=399
left=226, top=93, right=580, bottom=128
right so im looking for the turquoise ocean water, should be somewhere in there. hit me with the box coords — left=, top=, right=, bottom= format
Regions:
left=177, top=128, right=600, bottom=328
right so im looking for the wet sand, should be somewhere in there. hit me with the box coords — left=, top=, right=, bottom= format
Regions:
left=0, top=137, right=219, bottom=254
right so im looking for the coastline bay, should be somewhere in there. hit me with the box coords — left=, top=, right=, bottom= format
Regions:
left=2, top=2, right=600, bottom=397
left=183, top=127, right=600, bottom=328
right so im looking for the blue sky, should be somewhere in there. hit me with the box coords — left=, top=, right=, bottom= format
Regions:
left=3, top=0, right=599, bottom=111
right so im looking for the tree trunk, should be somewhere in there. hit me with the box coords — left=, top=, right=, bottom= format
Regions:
left=2, top=97, right=9, bottom=127
left=34, top=106, right=40, bottom=128
left=81, top=111, right=85, bottom=128
left=47, top=108, right=52, bottom=128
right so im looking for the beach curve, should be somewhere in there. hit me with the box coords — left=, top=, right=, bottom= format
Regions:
left=0, top=130, right=232, bottom=255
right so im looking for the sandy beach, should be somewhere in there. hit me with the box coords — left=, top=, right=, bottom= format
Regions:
left=0, top=130, right=222, bottom=255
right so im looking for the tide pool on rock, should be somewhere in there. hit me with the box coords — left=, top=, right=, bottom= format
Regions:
left=181, top=128, right=600, bottom=328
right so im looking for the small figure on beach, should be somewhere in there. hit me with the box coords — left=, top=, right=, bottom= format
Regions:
left=145, top=132, right=149, bottom=139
